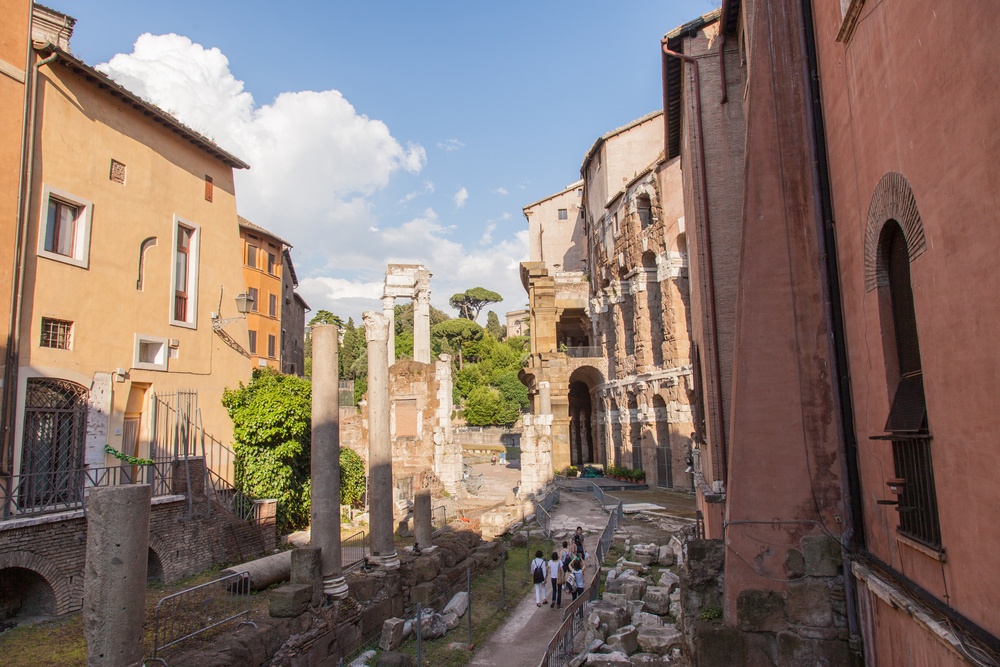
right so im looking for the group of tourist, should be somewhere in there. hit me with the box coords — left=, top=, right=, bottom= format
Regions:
left=531, top=526, right=588, bottom=609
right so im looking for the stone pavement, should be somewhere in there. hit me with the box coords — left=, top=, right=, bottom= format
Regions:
left=468, top=490, right=607, bottom=667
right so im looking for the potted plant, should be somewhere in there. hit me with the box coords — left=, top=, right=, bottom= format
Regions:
left=635, top=470, right=646, bottom=483
left=567, top=465, right=579, bottom=478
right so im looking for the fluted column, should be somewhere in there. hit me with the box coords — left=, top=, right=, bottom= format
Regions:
left=414, top=289, right=431, bottom=363
left=363, top=311, right=399, bottom=569
left=310, top=324, right=349, bottom=598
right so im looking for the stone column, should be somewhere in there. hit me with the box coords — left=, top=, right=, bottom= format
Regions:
left=84, top=484, right=150, bottom=667
left=538, top=381, right=552, bottom=415
left=363, top=311, right=400, bottom=569
left=414, top=289, right=432, bottom=363
left=383, top=295, right=396, bottom=368
left=311, top=324, right=349, bottom=599
left=413, top=488, right=432, bottom=549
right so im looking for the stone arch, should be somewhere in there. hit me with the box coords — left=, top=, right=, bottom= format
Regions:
left=0, top=551, right=69, bottom=617
left=864, top=172, right=926, bottom=292
left=642, top=251, right=665, bottom=367
left=569, top=366, right=605, bottom=466
left=627, top=394, right=641, bottom=470
left=147, top=534, right=173, bottom=582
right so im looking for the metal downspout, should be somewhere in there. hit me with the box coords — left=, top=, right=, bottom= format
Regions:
left=661, top=40, right=728, bottom=486
left=3, top=45, right=57, bottom=473
left=798, top=0, right=864, bottom=655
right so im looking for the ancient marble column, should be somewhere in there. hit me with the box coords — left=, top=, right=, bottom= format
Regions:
left=363, top=311, right=400, bottom=569
left=383, top=295, right=396, bottom=367
left=414, top=289, right=432, bottom=363
left=539, top=381, right=552, bottom=415
left=413, top=488, right=432, bottom=550
left=84, top=485, right=150, bottom=667
left=310, top=324, right=349, bottom=599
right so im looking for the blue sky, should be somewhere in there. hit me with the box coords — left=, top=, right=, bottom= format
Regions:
left=63, top=1, right=719, bottom=322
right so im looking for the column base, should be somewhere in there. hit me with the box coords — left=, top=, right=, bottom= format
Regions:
left=371, top=551, right=401, bottom=570
left=323, top=574, right=349, bottom=600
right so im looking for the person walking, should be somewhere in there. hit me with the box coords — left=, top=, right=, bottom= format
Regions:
left=531, top=550, right=548, bottom=607
left=573, top=526, right=586, bottom=559
left=548, top=551, right=563, bottom=609
left=571, top=556, right=585, bottom=600
left=560, top=541, right=573, bottom=569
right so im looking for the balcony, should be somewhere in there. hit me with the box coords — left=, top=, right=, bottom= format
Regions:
left=564, top=346, right=603, bottom=359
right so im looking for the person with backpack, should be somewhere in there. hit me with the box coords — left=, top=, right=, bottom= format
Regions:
left=531, top=550, right=548, bottom=607
left=573, top=526, right=585, bottom=558
left=548, top=551, right=564, bottom=609
left=560, top=541, right=573, bottom=570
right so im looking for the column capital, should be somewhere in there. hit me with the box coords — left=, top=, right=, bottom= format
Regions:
left=382, top=295, right=396, bottom=310
left=416, top=289, right=431, bottom=305
left=363, top=311, right=390, bottom=342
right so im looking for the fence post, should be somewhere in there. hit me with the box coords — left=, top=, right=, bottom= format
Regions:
left=525, top=528, right=529, bottom=582
left=501, top=541, right=506, bottom=606
left=467, top=565, right=472, bottom=647
left=415, top=601, right=422, bottom=667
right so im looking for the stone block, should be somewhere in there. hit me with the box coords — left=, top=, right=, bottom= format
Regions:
left=632, top=612, right=663, bottom=627
left=657, top=546, right=676, bottom=567
left=376, top=651, right=416, bottom=667
left=380, top=617, right=406, bottom=651
left=629, top=653, right=672, bottom=666
left=785, top=548, right=805, bottom=579
left=585, top=599, right=629, bottom=635
left=585, top=651, right=631, bottom=665
left=737, top=589, right=786, bottom=632
left=641, top=587, right=672, bottom=615
left=786, top=581, right=834, bottom=628
left=269, top=583, right=312, bottom=618
left=692, top=622, right=745, bottom=667
left=801, top=536, right=842, bottom=578
left=627, top=600, right=644, bottom=617
left=636, top=626, right=683, bottom=656
left=412, top=554, right=441, bottom=583
left=349, top=650, right=377, bottom=667
left=447, top=641, right=471, bottom=652
left=410, top=581, right=436, bottom=605
left=290, top=547, right=323, bottom=606
left=603, top=592, right=628, bottom=608
left=443, top=591, right=469, bottom=618
left=442, top=611, right=460, bottom=630
left=419, top=612, right=448, bottom=639
left=777, top=632, right=852, bottom=666
left=605, top=624, right=639, bottom=655
left=657, top=570, right=679, bottom=591
left=620, top=559, right=647, bottom=573
left=620, top=578, right=648, bottom=601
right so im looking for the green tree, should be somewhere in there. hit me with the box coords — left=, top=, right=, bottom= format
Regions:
left=449, top=287, right=503, bottom=322
left=309, top=310, right=343, bottom=327
left=340, top=448, right=366, bottom=507
left=486, top=310, right=505, bottom=339
left=432, top=318, right=483, bottom=369
left=222, top=368, right=313, bottom=533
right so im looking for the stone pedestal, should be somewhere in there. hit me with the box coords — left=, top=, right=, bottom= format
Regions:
left=413, top=488, right=432, bottom=549
left=520, top=414, right=554, bottom=497
left=311, top=324, right=350, bottom=598
left=84, top=484, right=151, bottom=667
left=364, top=311, right=400, bottom=569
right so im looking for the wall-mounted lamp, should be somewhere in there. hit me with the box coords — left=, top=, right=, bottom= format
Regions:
left=212, top=291, right=255, bottom=331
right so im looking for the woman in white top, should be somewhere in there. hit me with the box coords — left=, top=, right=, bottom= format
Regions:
left=548, top=552, right=564, bottom=609
left=531, top=550, right=548, bottom=606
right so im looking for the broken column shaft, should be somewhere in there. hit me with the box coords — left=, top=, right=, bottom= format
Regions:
left=414, top=488, right=432, bottom=549
left=311, top=324, right=349, bottom=599
left=414, top=289, right=431, bottom=363
left=364, top=311, right=400, bottom=569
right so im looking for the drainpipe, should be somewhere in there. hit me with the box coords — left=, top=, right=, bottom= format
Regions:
left=3, top=42, right=56, bottom=473
left=798, top=0, right=864, bottom=654
left=661, top=40, right=728, bottom=485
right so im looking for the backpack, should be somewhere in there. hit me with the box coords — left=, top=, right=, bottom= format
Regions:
left=532, top=560, right=545, bottom=584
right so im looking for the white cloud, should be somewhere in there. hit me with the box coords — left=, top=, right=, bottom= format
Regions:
left=493, top=187, right=509, bottom=195
left=479, top=223, right=496, bottom=245
left=437, top=138, right=465, bottom=152
left=453, top=186, right=469, bottom=209
left=399, top=180, right=435, bottom=205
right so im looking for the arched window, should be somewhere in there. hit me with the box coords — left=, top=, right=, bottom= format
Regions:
left=637, top=195, right=653, bottom=231
left=877, top=221, right=940, bottom=548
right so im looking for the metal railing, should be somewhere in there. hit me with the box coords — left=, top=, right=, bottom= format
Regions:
left=144, top=570, right=256, bottom=665
left=535, top=488, right=560, bottom=536
left=431, top=505, right=448, bottom=529
left=563, top=346, right=602, bottom=358
left=0, top=464, right=168, bottom=519
left=540, top=484, right=623, bottom=667
left=205, top=468, right=257, bottom=522
left=341, top=529, right=368, bottom=571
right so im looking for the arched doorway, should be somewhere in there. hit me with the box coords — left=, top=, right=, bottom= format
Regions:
left=568, top=366, right=604, bottom=466
left=0, top=567, right=55, bottom=623
left=19, top=378, right=89, bottom=511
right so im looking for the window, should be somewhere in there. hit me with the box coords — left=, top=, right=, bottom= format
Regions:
left=267, top=334, right=276, bottom=358
left=248, top=287, right=259, bottom=312
left=204, top=175, right=213, bottom=202
left=38, top=186, right=92, bottom=269
left=248, top=330, right=257, bottom=354
left=40, top=318, right=72, bottom=349
left=558, top=209, right=568, bottom=220
left=133, top=334, right=168, bottom=371
left=269, top=293, right=277, bottom=317
left=247, top=244, right=257, bottom=268
left=267, top=252, right=277, bottom=275
left=637, top=195, right=652, bottom=230
left=878, top=221, right=941, bottom=549
left=170, top=218, right=199, bottom=327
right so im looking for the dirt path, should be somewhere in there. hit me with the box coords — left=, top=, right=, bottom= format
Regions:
left=468, top=491, right=605, bottom=667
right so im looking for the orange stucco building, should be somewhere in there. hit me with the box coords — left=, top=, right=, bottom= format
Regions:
left=238, top=217, right=288, bottom=371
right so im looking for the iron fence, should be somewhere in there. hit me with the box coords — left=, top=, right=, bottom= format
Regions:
left=143, top=570, right=256, bottom=665
left=563, top=346, right=602, bottom=358
left=205, top=468, right=257, bottom=522
left=430, top=505, right=447, bottom=529
left=342, top=530, right=368, bottom=571
left=1, top=464, right=161, bottom=519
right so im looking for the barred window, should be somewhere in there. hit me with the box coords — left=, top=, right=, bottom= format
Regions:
left=40, top=318, right=72, bottom=349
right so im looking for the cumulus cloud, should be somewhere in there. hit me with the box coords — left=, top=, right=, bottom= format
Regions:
left=479, top=223, right=496, bottom=245
left=493, top=187, right=509, bottom=195
left=96, top=34, right=527, bottom=321
left=437, top=138, right=465, bottom=152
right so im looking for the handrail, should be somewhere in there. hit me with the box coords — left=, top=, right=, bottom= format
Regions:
left=1, top=464, right=163, bottom=520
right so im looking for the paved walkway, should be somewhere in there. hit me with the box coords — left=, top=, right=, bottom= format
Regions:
left=468, top=491, right=606, bottom=667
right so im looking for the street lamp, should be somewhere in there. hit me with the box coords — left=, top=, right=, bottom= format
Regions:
left=212, top=291, right=255, bottom=330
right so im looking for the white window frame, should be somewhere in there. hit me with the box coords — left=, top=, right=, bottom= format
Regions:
left=37, top=185, right=93, bottom=269
left=169, top=216, right=200, bottom=329
left=133, top=333, right=169, bottom=371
